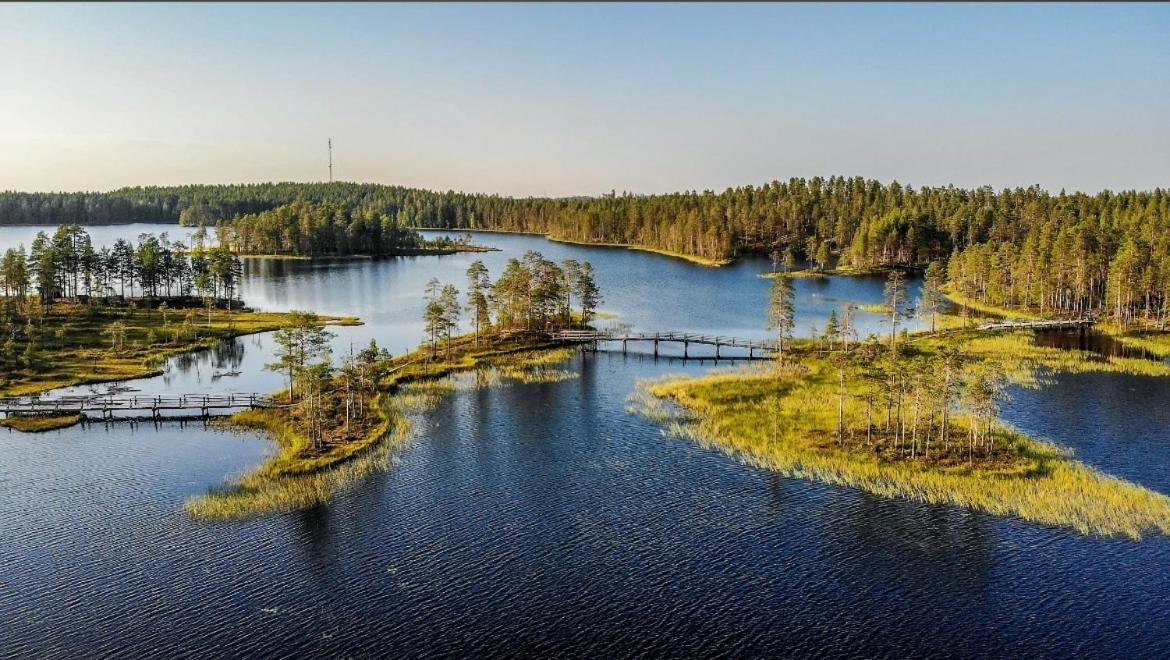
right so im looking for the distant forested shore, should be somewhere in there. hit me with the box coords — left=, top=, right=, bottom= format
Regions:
left=2, top=178, right=1168, bottom=325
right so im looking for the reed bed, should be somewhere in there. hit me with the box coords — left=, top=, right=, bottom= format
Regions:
left=185, top=341, right=578, bottom=521
left=0, top=414, right=82, bottom=432
left=635, top=363, right=1170, bottom=539
left=636, top=323, right=1170, bottom=540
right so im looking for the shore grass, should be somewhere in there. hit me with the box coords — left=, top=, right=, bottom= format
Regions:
left=1113, top=332, right=1170, bottom=358
left=237, top=245, right=497, bottom=261
left=407, top=227, right=725, bottom=267
left=184, top=395, right=403, bottom=521
left=759, top=270, right=830, bottom=280
left=917, top=329, right=1170, bottom=384
left=0, top=414, right=83, bottom=432
left=760, top=266, right=889, bottom=279
left=638, top=353, right=1170, bottom=539
left=0, top=300, right=359, bottom=398
left=941, top=289, right=1043, bottom=321
left=545, top=235, right=734, bottom=267
left=636, top=322, right=1170, bottom=539
left=184, top=335, right=577, bottom=521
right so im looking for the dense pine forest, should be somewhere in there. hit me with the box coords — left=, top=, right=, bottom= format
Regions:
left=1, top=225, right=242, bottom=305
left=2, top=178, right=1168, bottom=325
left=229, top=202, right=459, bottom=257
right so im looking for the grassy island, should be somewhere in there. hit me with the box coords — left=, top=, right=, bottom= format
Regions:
left=637, top=331, right=1170, bottom=539
left=636, top=272, right=1170, bottom=539
left=185, top=335, right=577, bottom=521
left=0, top=413, right=83, bottom=432
left=0, top=298, right=357, bottom=398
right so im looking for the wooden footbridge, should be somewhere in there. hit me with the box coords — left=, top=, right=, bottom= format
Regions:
left=0, top=392, right=283, bottom=421
left=553, top=330, right=777, bottom=359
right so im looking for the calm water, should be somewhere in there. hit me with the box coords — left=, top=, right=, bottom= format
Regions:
left=2, top=226, right=1169, bottom=657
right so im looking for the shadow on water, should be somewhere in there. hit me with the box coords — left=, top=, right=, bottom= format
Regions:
left=1034, top=327, right=1166, bottom=362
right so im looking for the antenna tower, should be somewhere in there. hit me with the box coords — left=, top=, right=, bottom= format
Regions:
left=328, top=138, right=333, bottom=183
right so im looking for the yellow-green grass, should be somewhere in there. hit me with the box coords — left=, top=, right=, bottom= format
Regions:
left=919, top=330, right=1170, bottom=384
left=760, top=266, right=890, bottom=279
left=1113, top=333, right=1170, bottom=358
left=1091, top=323, right=1170, bottom=358
left=184, top=394, right=402, bottom=521
left=759, top=270, right=830, bottom=280
left=0, top=301, right=359, bottom=398
left=858, top=303, right=890, bottom=314
left=542, top=235, right=734, bottom=267
left=1, top=414, right=82, bottom=432
left=408, top=225, right=732, bottom=266
left=237, top=254, right=314, bottom=260
left=638, top=357, right=1170, bottom=539
left=941, top=289, right=1042, bottom=321
left=185, top=336, right=576, bottom=521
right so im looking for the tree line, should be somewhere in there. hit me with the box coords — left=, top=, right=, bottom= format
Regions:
left=1, top=224, right=243, bottom=308
left=3, top=178, right=1168, bottom=324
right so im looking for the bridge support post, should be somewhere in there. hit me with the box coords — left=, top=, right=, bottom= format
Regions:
left=684, top=340, right=688, bottom=359
left=715, top=342, right=720, bottom=359
left=654, top=337, right=659, bottom=358
left=622, top=339, right=627, bottom=355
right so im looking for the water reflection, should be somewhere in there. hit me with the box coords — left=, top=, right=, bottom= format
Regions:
left=2, top=225, right=1170, bottom=656
left=1034, top=327, right=1166, bottom=362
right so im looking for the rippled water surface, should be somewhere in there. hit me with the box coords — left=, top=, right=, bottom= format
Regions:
left=2, top=225, right=1169, bottom=657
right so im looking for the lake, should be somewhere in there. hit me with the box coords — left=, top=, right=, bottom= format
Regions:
left=1, top=225, right=1168, bottom=657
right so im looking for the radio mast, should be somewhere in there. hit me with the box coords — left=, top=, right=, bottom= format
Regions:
left=328, top=138, right=333, bottom=183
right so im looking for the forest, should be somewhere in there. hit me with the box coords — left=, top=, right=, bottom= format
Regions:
left=2, top=178, right=1168, bottom=323
left=1, top=225, right=241, bottom=305
left=227, top=201, right=472, bottom=257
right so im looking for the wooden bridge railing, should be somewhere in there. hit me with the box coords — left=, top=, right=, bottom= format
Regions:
left=552, top=330, right=777, bottom=358
left=0, top=392, right=283, bottom=418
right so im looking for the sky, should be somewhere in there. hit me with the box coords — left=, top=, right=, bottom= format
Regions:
left=1, top=3, right=1168, bottom=196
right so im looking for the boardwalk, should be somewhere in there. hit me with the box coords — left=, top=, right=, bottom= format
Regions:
left=553, top=330, right=776, bottom=359
left=0, top=392, right=282, bottom=420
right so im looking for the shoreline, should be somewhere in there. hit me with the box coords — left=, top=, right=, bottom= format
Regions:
left=0, top=303, right=360, bottom=400
left=636, top=317, right=1170, bottom=539
left=236, top=245, right=497, bottom=260
left=412, top=226, right=734, bottom=267
left=185, top=335, right=577, bottom=521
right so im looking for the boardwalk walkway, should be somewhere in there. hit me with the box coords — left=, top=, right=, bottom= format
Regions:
left=0, top=393, right=282, bottom=420
left=553, top=330, right=776, bottom=359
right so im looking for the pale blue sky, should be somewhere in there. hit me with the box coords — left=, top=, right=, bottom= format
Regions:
left=1, top=3, right=1167, bottom=195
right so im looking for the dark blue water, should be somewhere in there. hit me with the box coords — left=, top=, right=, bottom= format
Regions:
left=1, top=227, right=1168, bottom=658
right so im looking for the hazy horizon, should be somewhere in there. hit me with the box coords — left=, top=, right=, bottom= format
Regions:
left=2, top=3, right=1168, bottom=196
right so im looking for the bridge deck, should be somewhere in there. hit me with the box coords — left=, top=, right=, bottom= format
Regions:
left=0, top=393, right=282, bottom=417
left=554, top=330, right=776, bottom=357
